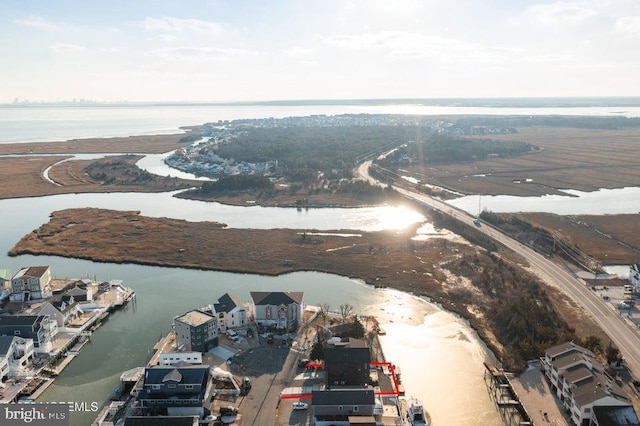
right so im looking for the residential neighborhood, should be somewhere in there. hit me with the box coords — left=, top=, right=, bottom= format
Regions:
left=94, top=290, right=421, bottom=426
left=0, top=265, right=135, bottom=402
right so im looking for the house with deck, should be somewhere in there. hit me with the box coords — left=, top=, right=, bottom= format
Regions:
left=250, top=291, right=303, bottom=329
left=0, top=335, right=35, bottom=382
left=0, top=314, right=58, bottom=353
left=9, top=266, right=52, bottom=303
left=137, top=365, right=213, bottom=417
left=213, top=293, right=247, bottom=332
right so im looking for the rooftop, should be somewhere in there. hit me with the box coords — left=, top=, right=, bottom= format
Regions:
left=250, top=291, right=303, bottom=306
left=175, top=310, right=216, bottom=327
left=312, top=388, right=375, bottom=406
left=546, top=341, right=595, bottom=360
left=214, top=292, right=244, bottom=314
left=12, top=266, right=50, bottom=280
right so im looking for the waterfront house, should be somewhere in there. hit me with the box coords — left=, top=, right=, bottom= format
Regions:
left=9, top=266, right=52, bottom=303
left=0, top=335, right=35, bottom=382
left=30, top=299, right=83, bottom=329
left=541, top=341, right=639, bottom=426
left=311, top=389, right=375, bottom=424
left=137, top=365, right=213, bottom=417
left=213, top=293, right=247, bottom=332
left=250, top=291, right=303, bottom=329
left=0, top=314, right=58, bottom=353
left=325, top=343, right=371, bottom=387
left=174, top=310, right=218, bottom=353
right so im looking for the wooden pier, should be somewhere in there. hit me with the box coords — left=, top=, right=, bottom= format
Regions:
left=484, top=362, right=534, bottom=426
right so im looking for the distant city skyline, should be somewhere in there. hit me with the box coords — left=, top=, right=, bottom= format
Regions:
left=2, top=0, right=640, bottom=103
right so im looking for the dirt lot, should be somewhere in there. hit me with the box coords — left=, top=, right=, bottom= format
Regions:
left=404, top=127, right=640, bottom=197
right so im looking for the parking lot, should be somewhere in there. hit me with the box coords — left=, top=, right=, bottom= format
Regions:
left=209, top=324, right=316, bottom=425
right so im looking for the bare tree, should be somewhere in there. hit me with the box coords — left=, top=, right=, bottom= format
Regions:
left=320, top=303, right=330, bottom=325
left=339, top=303, right=353, bottom=323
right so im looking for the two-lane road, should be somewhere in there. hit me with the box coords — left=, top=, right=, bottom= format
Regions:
left=358, top=161, right=640, bottom=376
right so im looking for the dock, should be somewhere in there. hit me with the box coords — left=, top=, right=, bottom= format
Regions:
left=484, top=362, right=534, bottom=426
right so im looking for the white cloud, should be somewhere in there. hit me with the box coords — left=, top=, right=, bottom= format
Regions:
left=152, top=34, right=183, bottom=43
left=282, top=46, right=315, bottom=57
left=138, top=16, right=222, bottom=35
left=519, top=1, right=598, bottom=25
left=13, top=15, right=62, bottom=31
left=344, top=0, right=424, bottom=15
left=49, top=43, right=86, bottom=53
left=318, top=31, right=518, bottom=63
left=615, top=16, right=640, bottom=37
left=146, top=46, right=261, bottom=62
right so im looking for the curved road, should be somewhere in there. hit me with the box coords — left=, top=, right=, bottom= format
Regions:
left=358, top=161, right=640, bottom=377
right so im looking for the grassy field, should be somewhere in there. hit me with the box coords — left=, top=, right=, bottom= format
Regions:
left=403, top=127, right=640, bottom=197
left=9, top=207, right=604, bottom=371
left=517, top=213, right=640, bottom=265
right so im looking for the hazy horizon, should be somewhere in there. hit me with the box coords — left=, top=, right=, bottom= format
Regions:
left=3, top=0, right=640, bottom=103
left=5, top=96, right=640, bottom=108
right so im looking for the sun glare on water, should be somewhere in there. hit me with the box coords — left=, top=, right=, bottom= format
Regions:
left=373, top=205, right=424, bottom=231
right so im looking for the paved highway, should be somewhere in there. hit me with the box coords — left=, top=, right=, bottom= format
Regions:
left=357, top=161, right=640, bottom=376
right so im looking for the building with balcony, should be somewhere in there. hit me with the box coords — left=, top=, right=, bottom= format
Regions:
left=0, top=314, right=58, bottom=353
left=137, top=365, right=213, bottom=417
left=9, top=266, right=52, bottom=303
left=541, top=342, right=639, bottom=426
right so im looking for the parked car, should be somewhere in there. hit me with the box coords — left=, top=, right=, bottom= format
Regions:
left=292, top=402, right=308, bottom=410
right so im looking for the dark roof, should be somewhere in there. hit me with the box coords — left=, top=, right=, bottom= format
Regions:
left=250, top=291, right=303, bottom=306
left=546, top=341, right=594, bottom=359
left=0, top=315, right=45, bottom=327
left=312, top=389, right=374, bottom=406
left=144, top=365, right=210, bottom=386
left=0, top=335, right=16, bottom=356
left=65, top=286, right=87, bottom=297
left=15, top=266, right=49, bottom=279
left=333, top=338, right=368, bottom=348
left=124, top=416, right=197, bottom=426
left=325, top=347, right=371, bottom=365
left=592, top=405, right=640, bottom=425
left=573, top=371, right=629, bottom=407
left=214, top=293, right=244, bottom=313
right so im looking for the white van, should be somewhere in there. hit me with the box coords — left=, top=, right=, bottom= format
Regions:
left=624, top=285, right=633, bottom=294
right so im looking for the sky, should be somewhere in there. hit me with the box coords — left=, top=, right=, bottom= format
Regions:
left=2, top=0, right=640, bottom=102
